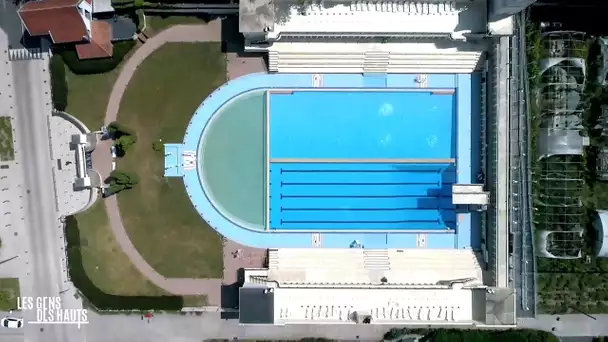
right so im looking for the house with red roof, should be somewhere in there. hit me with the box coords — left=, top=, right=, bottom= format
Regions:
left=17, top=0, right=126, bottom=60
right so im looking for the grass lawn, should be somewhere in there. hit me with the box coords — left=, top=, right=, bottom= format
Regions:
left=0, top=278, right=20, bottom=310
left=69, top=202, right=208, bottom=306
left=145, top=15, right=207, bottom=36
left=64, top=68, right=120, bottom=130
left=116, top=43, right=225, bottom=279
left=0, top=117, right=14, bottom=161
left=74, top=201, right=167, bottom=296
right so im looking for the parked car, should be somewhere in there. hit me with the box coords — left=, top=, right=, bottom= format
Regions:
left=1, top=317, right=23, bottom=328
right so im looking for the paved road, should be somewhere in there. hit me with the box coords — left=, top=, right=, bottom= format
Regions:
left=520, top=314, right=608, bottom=337
left=7, top=48, right=85, bottom=342
left=84, top=311, right=387, bottom=342
left=0, top=0, right=26, bottom=49
left=82, top=312, right=608, bottom=342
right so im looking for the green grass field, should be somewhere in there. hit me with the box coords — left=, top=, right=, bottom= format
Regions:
left=116, top=43, right=226, bottom=278
left=0, top=117, right=15, bottom=161
left=0, top=278, right=20, bottom=310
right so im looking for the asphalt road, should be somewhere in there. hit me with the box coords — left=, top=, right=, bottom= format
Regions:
left=10, top=58, right=84, bottom=342
left=0, top=0, right=26, bottom=49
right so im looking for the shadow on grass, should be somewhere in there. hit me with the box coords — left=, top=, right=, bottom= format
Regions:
left=64, top=215, right=184, bottom=311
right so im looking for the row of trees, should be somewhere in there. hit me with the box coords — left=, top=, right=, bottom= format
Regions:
left=105, top=121, right=139, bottom=196
left=383, top=328, right=558, bottom=342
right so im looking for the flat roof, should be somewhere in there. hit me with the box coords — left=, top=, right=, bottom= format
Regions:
left=272, top=286, right=475, bottom=323
left=239, top=287, right=275, bottom=324
left=271, top=1, right=487, bottom=35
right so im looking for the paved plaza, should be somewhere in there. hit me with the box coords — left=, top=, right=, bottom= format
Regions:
left=48, top=112, right=99, bottom=217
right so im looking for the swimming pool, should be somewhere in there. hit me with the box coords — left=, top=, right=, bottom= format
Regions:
left=167, top=73, right=479, bottom=249
left=268, top=90, right=456, bottom=231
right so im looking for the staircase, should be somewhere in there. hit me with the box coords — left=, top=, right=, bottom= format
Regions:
left=268, top=249, right=279, bottom=269
left=268, top=51, right=279, bottom=72
left=249, top=275, right=269, bottom=285
left=363, top=51, right=390, bottom=74
left=363, top=249, right=391, bottom=270
left=267, top=43, right=484, bottom=74
left=8, top=48, right=45, bottom=61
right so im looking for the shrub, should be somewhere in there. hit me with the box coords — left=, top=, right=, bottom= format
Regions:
left=105, top=170, right=140, bottom=194
left=107, top=121, right=135, bottom=137
left=152, top=140, right=163, bottom=152
left=49, top=55, right=68, bottom=111
left=58, top=40, right=136, bottom=75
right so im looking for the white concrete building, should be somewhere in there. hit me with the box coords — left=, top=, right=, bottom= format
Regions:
left=240, top=249, right=516, bottom=326
left=239, top=0, right=515, bottom=73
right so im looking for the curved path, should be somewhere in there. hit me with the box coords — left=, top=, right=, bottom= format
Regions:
left=93, top=21, right=266, bottom=303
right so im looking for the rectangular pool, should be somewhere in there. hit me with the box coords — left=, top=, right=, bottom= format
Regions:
left=269, top=90, right=456, bottom=160
left=267, top=89, right=457, bottom=231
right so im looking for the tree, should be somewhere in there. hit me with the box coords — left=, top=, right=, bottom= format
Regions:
left=115, top=134, right=137, bottom=155
left=107, top=121, right=135, bottom=138
left=107, top=121, right=137, bottom=156
left=105, top=170, right=140, bottom=195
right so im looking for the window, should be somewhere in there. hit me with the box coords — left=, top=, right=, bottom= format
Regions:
left=84, top=9, right=91, bottom=21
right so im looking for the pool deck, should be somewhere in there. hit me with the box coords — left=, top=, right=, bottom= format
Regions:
left=168, top=73, right=480, bottom=250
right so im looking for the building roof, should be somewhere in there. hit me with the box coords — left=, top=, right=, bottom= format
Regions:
left=271, top=286, right=475, bottom=324
left=271, top=1, right=486, bottom=36
left=239, top=287, right=275, bottom=324
left=18, top=0, right=89, bottom=44
left=75, top=20, right=113, bottom=59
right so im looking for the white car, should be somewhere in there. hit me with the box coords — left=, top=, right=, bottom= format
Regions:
left=1, top=317, right=23, bottom=328
left=110, top=145, right=117, bottom=158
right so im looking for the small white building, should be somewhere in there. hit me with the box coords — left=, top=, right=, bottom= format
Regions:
left=239, top=249, right=516, bottom=326
left=240, top=0, right=516, bottom=74
left=70, top=133, right=100, bottom=190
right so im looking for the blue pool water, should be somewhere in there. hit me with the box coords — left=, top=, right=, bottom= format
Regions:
left=269, top=90, right=455, bottom=159
left=268, top=90, right=458, bottom=231
left=268, top=163, right=457, bottom=230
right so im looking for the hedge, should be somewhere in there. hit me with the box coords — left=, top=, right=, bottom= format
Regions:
left=58, top=40, right=137, bottom=75
left=384, top=328, right=559, bottom=342
left=49, top=55, right=68, bottom=111
left=64, top=215, right=184, bottom=311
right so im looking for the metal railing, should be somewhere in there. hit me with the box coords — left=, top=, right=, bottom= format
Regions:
left=509, top=11, right=538, bottom=318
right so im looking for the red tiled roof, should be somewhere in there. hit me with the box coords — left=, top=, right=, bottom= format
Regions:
left=18, top=0, right=88, bottom=44
left=75, top=20, right=113, bottom=60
